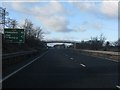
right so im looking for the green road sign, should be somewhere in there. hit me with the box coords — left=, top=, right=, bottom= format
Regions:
left=4, top=29, right=25, bottom=43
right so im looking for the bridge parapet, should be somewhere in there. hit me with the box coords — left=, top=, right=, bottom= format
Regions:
left=42, top=40, right=80, bottom=49
left=42, top=40, right=80, bottom=43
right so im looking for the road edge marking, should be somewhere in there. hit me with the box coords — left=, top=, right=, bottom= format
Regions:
left=0, top=50, right=49, bottom=83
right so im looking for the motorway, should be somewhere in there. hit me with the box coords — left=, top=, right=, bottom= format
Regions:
left=2, top=49, right=119, bottom=88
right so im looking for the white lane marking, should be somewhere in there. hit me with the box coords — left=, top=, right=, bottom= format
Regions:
left=0, top=51, right=49, bottom=83
left=104, top=58, right=119, bottom=63
left=116, top=85, right=120, bottom=89
left=70, top=58, right=74, bottom=60
left=80, top=64, right=86, bottom=67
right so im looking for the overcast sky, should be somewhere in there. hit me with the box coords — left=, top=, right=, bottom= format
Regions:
left=0, top=0, right=119, bottom=42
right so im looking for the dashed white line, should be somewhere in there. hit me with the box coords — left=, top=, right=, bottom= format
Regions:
left=70, top=58, right=74, bottom=60
left=80, top=64, right=86, bottom=67
left=0, top=51, right=49, bottom=83
left=116, top=85, right=120, bottom=89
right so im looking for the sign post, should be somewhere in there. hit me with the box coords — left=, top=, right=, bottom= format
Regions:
left=4, top=29, right=25, bottom=43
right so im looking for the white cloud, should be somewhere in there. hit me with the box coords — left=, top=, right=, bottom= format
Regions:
left=100, top=1, right=118, bottom=18
left=18, top=19, right=25, bottom=27
left=75, top=22, right=88, bottom=32
left=72, top=2, right=96, bottom=12
left=91, top=22, right=103, bottom=30
left=29, top=1, right=65, bottom=16
left=75, top=21, right=103, bottom=32
left=36, top=15, right=71, bottom=32
left=4, top=1, right=73, bottom=32
left=70, top=1, right=118, bottom=19
left=3, top=1, right=116, bottom=34
left=9, top=2, right=24, bottom=12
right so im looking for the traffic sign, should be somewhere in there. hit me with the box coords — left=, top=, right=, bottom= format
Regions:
left=4, top=29, right=25, bottom=43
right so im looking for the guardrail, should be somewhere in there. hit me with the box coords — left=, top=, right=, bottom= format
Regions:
left=2, top=51, right=37, bottom=59
left=75, top=49, right=119, bottom=62
left=80, top=49, right=119, bottom=56
left=2, top=50, right=38, bottom=69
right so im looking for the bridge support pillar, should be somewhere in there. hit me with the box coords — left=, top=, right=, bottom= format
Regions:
left=73, top=43, right=76, bottom=49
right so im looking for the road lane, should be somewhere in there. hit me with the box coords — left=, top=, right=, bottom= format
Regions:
left=1, top=50, right=49, bottom=83
left=3, top=49, right=119, bottom=88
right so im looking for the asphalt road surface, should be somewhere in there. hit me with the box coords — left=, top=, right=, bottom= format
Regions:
left=2, top=49, right=119, bottom=88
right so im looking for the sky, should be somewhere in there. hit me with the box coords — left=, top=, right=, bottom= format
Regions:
left=0, top=0, right=119, bottom=44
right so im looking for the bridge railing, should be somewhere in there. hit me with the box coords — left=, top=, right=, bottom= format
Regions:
left=43, top=40, right=80, bottom=43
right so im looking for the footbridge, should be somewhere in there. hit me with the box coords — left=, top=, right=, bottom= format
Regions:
left=42, top=40, right=80, bottom=49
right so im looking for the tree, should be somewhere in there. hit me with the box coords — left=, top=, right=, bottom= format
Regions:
left=0, top=7, right=9, bottom=32
left=113, top=38, right=120, bottom=47
left=99, top=34, right=106, bottom=46
left=105, top=41, right=110, bottom=47
left=23, top=19, right=33, bottom=37
left=77, top=34, right=106, bottom=50
left=6, top=19, right=18, bottom=28
left=35, top=27, right=44, bottom=40
left=104, top=41, right=110, bottom=51
left=21, top=19, right=45, bottom=48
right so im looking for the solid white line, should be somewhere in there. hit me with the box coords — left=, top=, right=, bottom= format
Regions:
left=104, top=58, right=119, bottom=63
left=116, top=85, right=120, bottom=89
left=0, top=51, right=49, bottom=83
left=80, top=64, right=86, bottom=67
left=93, top=55, right=119, bottom=63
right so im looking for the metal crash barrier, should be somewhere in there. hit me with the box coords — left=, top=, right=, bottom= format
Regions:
left=2, top=51, right=38, bottom=69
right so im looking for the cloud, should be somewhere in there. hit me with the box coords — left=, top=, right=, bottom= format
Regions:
left=3, top=1, right=73, bottom=33
left=3, top=1, right=115, bottom=34
left=2, top=0, right=40, bottom=1
left=75, top=22, right=88, bottom=32
left=36, top=15, right=72, bottom=32
left=72, top=2, right=96, bottom=12
left=44, top=31, right=51, bottom=34
left=18, top=19, right=25, bottom=27
left=70, top=1, right=118, bottom=19
left=75, top=21, right=103, bottom=32
left=91, top=22, right=103, bottom=30
left=100, top=1, right=118, bottom=18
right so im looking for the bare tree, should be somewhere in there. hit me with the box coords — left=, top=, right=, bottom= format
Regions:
left=113, top=38, right=120, bottom=47
left=7, top=19, right=18, bottom=28
left=99, top=34, right=106, bottom=45
left=0, top=7, right=9, bottom=32
left=77, top=34, right=106, bottom=50
left=23, top=19, right=33, bottom=37
left=35, top=27, right=44, bottom=40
